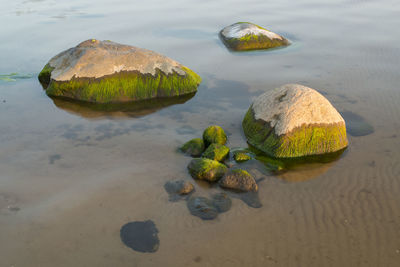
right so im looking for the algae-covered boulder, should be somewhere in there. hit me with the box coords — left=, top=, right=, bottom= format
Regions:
left=219, top=169, right=258, bottom=192
left=243, top=84, right=348, bottom=158
left=220, top=22, right=290, bottom=51
left=202, top=143, right=230, bottom=162
left=38, top=39, right=201, bottom=103
left=180, top=138, right=205, bottom=157
left=203, top=125, right=227, bottom=146
left=187, top=158, right=227, bottom=182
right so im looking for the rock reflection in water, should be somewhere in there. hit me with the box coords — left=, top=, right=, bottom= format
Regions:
left=50, top=92, right=196, bottom=119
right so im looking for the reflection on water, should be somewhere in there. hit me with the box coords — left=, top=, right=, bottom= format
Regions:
left=50, top=93, right=196, bottom=119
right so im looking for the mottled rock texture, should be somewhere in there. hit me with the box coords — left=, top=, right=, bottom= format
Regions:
left=243, top=84, right=348, bottom=158
left=39, top=39, right=201, bottom=103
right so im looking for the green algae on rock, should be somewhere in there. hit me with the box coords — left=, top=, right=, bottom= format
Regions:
left=187, top=158, right=227, bottom=182
left=202, top=143, right=230, bottom=162
left=219, top=22, right=290, bottom=51
left=219, top=169, right=258, bottom=192
left=38, top=39, right=201, bottom=103
left=233, top=151, right=251, bottom=163
left=203, top=125, right=227, bottom=146
left=243, top=84, right=348, bottom=158
left=180, top=138, right=205, bottom=157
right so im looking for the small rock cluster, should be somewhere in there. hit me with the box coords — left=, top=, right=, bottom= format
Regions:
left=165, top=125, right=261, bottom=220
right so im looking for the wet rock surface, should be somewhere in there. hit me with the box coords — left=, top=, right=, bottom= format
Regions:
left=187, top=196, right=219, bottom=220
left=120, top=220, right=160, bottom=253
left=202, top=143, right=230, bottom=162
left=187, top=158, right=227, bottom=182
left=211, top=192, right=232, bottom=213
left=164, top=180, right=194, bottom=201
left=219, top=169, right=258, bottom=192
left=180, top=138, right=205, bottom=157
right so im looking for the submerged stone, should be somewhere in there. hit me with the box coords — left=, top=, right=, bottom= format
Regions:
left=187, top=196, right=218, bottom=220
left=187, top=158, right=227, bottom=182
left=120, top=220, right=159, bottom=253
left=38, top=39, right=201, bottom=103
left=340, top=111, right=374, bottom=137
left=180, top=138, right=205, bottom=157
left=220, top=22, right=290, bottom=51
left=203, top=125, right=227, bottom=146
left=219, top=169, right=258, bottom=192
left=164, top=180, right=194, bottom=201
left=202, top=143, right=230, bottom=162
left=211, top=192, right=232, bottom=213
left=243, top=84, right=348, bottom=158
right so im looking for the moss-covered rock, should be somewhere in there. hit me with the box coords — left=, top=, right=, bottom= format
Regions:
left=38, top=39, right=201, bottom=103
left=180, top=138, right=205, bottom=157
left=202, top=143, right=230, bottom=162
left=233, top=151, right=251, bottom=162
left=187, top=158, right=227, bottom=182
left=203, top=125, right=227, bottom=146
left=219, top=169, right=258, bottom=192
left=220, top=22, right=290, bottom=51
left=243, top=84, right=348, bottom=158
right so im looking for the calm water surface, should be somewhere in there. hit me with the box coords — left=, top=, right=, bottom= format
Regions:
left=1, top=0, right=400, bottom=266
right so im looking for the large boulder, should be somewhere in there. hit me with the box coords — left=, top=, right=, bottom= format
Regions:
left=220, top=22, right=289, bottom=51
left=38, top=39, right=201, bottom=103
left=242, top=84, right=348, bottom=158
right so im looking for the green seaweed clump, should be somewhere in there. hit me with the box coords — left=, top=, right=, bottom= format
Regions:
left=242, top=108, right=348, bottom=158
left=202, top=143, right=230, bottom=162
left=233, top=151, right=251, bottom=162
left=203, top=125, right=227, bottom=146
left=180, top=138, right=205, bottom=157
left=38, top=64, right=55, bottom=87
left=187, top=158, right=227, bottom=182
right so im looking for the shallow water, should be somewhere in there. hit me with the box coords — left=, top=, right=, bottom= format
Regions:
left=1, top=0, right=400, bottom=266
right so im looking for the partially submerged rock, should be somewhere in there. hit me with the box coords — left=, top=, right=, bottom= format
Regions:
left=243, top=84, right=348, bottom=158
left=120, top=220, right=159, bottom=253
left=180, top=138, right=205, bottom=157
left=202, top=143, right=230, bottom=162
left=39, top=39, right=201, bottom=103
left=220, top=22, right=290, bottom=51
left=187, top=158, right=227, bottom=182
left=219, top=169, right=258, bottom=192
left=164, top=180, right=194, bottom=200
left=187, top=196, right=219, bottom=220
left=203, top=125, right=227, bottom=146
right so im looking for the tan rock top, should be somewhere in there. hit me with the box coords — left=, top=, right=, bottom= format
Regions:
left=251, top=84, right=345, bottom=136
left=221, top=22, right=283, bottom=40
left=48, top=39, right=186, bottom=81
